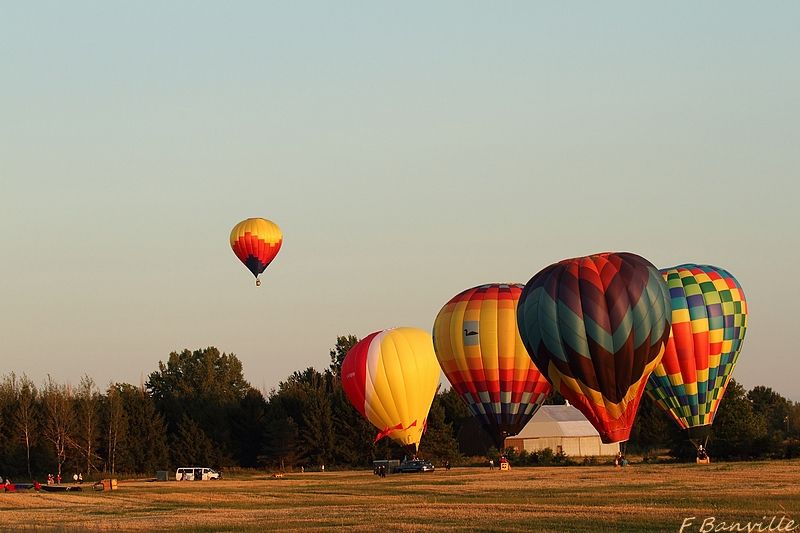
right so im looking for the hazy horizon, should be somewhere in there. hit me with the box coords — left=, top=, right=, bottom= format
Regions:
left=2, top=2, right=798, bottom=401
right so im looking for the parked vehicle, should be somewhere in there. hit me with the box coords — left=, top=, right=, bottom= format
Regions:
left=397, top=460, right=435, bottom=473
left=176, top=467, right=221, bottom=481
left=373, top=460, right=401, bottom=475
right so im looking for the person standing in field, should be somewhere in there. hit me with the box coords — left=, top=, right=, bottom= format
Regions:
left=489, top=459, right=494, bottom=470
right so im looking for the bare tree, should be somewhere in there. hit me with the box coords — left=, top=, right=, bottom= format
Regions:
left=42, top=376, right=74, bottom=481
left=105, top=384, right=127, bottom=476
left=12, top=375, right=38, bottom=480
left=75, top=375, right=101, bottom=475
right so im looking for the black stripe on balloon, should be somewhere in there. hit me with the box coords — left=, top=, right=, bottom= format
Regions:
left=245, top=256, right=268, bottom=277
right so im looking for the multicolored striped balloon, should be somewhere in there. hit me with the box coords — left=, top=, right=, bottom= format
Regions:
left=341, top=328, right=441, bottom=451
left=517, top=252, right=671, bottom=443
left=433, top=283, right=551, bottom=447
left=646, top=264, right=748, bottom=431
left=230, top=218, right=282, bottom=285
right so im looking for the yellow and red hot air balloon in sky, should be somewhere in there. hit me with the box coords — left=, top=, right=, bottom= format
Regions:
left=433, top=283, right=551, bottom=448
left=341, top=327, right=441, bottom=451
left=230, top=218, right=282, bottom=286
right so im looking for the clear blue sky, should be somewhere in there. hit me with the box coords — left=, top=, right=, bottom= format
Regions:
left=2, top=2, right=798, bottom=400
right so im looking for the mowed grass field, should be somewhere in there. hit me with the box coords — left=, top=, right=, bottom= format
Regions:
left=2, top=460, right=799, bottom=532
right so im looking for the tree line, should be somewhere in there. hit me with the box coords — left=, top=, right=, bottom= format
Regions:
left=0, top=339, right=798, bottom=480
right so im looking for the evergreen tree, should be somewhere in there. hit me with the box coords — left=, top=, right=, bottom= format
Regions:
left=117, top=384, right=169, bottom=473
left=230, top=388, right=268, bottom=468
left=419, top=394, right=461, bottom=463
left=330, top=378, right=375, bottom=466
left=12, top=375, right=38, bottom=479
left=171, top=415, right=217, bottom=466
left=299, top=371, right=336, bottom=467
left=437, top=387, right=471, bottom=440
left=260, top=402, right=301, bottom=470
left=0, top=374, right=22, bottom=476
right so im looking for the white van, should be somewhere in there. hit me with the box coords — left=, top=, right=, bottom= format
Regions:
left=175, top=467, right=221, bottom=481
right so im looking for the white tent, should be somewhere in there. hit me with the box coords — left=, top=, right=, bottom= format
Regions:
left=504, top=404, right=620, bottom=457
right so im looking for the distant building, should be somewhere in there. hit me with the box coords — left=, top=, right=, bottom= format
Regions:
left=504, top=404, right=620, bottom=457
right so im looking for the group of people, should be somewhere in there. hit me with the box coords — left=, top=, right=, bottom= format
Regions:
left=1, top=472, right=84, bottom=492
left=43, top=473, right=83, bottom=485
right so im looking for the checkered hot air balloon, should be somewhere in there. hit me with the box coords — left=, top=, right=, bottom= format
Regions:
left=646, top=264, right=748, bottom=441
left=230, top=218, right=282, bottom=286
left=341, top=328, right=441, bottom=452
left=433, top=283, right=552, bottom=449
left=517, top=252, right=671, bottom=444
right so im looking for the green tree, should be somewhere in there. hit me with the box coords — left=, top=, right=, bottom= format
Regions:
left=419, top=394, right=461, bottom=463
left=260, top=402, right=301, bottom=471
left=709, top=380, right=768, bottom=459
left=12, top=375, right=39, bottom=479
left=628, top=394, right=679, bottom=454
left=115, top=384, right=169, bottom=474
left=789, top=402, right=800, bottom=439
left=285, top=368, right=336, bottom=466
left=747, top=386, right=792, bottom=436
left=0, top=374, right=22, bottom=476
left=330, top=378, right=375, bottom=466
left=329, top=334, right=359, bottom=378
left=147, top=347, right=252, bottom=465
left=230, top=388, right=268, bottom=468
left=171, top=414, right=217, bottom=466
left=544, top=389, right=566, bottom=405
left=437, top=387, right=471, bottom=440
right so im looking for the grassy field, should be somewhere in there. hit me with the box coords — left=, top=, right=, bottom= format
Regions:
left=2, top=460, right=799, bottom=532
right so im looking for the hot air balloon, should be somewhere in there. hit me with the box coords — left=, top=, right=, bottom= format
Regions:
left=516, top=252, right=671, bottom=444
left=433, top=283, right=551, bottom=449
left=646, top=264, right=748, bottom=452
left=230, top=218, right=282, bottom=286
left=341, top=327, right=441, bottom=452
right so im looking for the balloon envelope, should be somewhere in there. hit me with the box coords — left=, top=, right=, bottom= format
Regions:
left=433, top=283, right=551, bottom=447
left=646, top=264, right=748, bottom=431
left=517, top=252, right=671, bottom=443
left=341, top=327, right=441, bottom=451
left=230, top=218, right=282, bottom=281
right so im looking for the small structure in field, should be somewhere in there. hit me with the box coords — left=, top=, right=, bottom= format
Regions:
left=504, top=404, right=620, bottom=457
